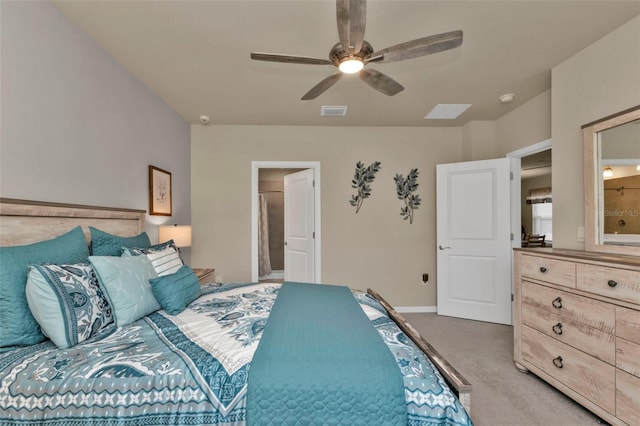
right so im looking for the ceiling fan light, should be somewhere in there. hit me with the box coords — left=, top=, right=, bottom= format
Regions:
left=339, top=58, right=364, bottom=74
left=603, top=166, right=613, bottom=178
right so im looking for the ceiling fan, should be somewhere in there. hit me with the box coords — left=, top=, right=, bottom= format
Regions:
left=250, top=0, right=463, bottom=100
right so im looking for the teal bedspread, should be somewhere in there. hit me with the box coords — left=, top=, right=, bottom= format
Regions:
left=246, top=282, right=407, bottom=425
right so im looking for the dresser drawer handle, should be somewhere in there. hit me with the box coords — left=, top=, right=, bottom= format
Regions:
left=539, top=266, right=547, bottom=273
left=607, top=279, right=618, bottom=288
left=552, top=297, right=562, bottom=309
left=553, top=356, right=564, bottom=369
left=552, top=323, right=563, bottom=335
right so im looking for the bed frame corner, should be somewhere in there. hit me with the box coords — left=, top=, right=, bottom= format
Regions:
left=366, top=288, right=472, bottom=416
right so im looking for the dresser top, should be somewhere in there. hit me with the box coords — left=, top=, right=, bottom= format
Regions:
left=515, top=247, right=640, bottom=268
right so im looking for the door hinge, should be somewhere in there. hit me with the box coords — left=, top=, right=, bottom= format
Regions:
left=312, top=231, right=315, bottom=239
left=510, top=232, right=514, bottom=241
left=510, top=172, right=514, bottom=180
left=313, top=180, right=315, bottom=187
left=511, top=293, right=514, bottom=301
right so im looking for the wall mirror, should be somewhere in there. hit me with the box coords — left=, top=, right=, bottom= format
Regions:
left=583, top=105, right=640, bottom=256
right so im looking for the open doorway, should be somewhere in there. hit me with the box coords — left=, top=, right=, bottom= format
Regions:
left=507, top=139, right=553, bottom=249
left=521, top=149, right=552, bottom=247
left=251, top=161, right=322, bottom=283
left=258, top=168, right=304, bottom=282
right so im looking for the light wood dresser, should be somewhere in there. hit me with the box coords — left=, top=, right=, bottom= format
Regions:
left=514, top=248, right=640, bottom=425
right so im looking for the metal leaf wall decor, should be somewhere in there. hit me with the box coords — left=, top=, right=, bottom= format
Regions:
left=394, top=168, right=421, bottom=224
left=349, top=161, right=381, bottom=213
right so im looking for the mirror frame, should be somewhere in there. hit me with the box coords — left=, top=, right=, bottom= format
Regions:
left=583, top=104, right=640, bottom=256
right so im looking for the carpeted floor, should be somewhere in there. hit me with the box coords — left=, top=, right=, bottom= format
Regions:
left=403, top=313, right=605, bottom=426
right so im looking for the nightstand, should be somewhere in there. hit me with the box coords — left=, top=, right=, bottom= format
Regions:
left=193, top=268, right=216, bottom=284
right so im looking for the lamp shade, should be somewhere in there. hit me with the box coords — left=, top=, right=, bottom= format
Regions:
left=159, top=225, right=192, bottom=248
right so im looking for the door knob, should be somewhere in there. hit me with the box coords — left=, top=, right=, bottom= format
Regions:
left=438, top=245, right=451, bottom=250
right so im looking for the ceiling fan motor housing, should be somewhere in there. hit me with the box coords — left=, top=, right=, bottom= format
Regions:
left=329, top=40, right=373, bottom=66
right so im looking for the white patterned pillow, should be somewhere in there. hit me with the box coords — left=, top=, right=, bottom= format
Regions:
left=26, top=263, right=115, bottom=348
left=122, top=240, right=183, bottom=276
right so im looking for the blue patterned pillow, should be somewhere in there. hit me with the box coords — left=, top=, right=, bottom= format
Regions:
left=0, top=226, right=90, bottom=349
left=122, top=239, right=175, bottom=255
left=149, top=266, right=202, bottom=315
left=26, top=263, right=115, bottom=348
left=122, top=240, right=183, bottom=276
left=90, top=227, right=151, bottom=256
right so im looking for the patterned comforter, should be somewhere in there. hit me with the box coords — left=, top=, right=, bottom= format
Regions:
left=0, top=283, right=472, bottom=425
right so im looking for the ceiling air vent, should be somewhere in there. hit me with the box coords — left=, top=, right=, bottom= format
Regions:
left=321, top=106, right=348, bottom=117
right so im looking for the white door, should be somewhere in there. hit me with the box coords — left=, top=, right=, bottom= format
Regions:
left=436, top=158, right=512, bottom=325
left=284, top=169, right=315, bottom=282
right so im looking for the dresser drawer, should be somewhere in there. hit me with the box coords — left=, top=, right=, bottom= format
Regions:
left=616, top=306, right=640, bottom=345
left=522, top=302, right=615, bottom=364
left=616, top=306, right=640, bottom=387
left=577, top=264, right=640, bottom=305
left=521, top=326, right=615, bottom=414
left=616, top=338, right=640, bottom=379
left=616, top=369, right=640, bottom=426
left=520, top=254, right=576, bottom=288
left=521, top=281, right=615, bottom=334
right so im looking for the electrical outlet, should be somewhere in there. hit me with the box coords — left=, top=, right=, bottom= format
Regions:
left=577, top=226, right=585, bottom=242
left=420, top=273, right=429, bottom=285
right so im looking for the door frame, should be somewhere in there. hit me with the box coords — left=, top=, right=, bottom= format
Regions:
left=506, top=138, right=552, bottom=244
left=251, top=161, right=322, bottom=283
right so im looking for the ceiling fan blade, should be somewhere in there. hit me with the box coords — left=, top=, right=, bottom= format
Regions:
left=359, top=68, right=404, bottom=96
left=372, top=30, right=463, bottom=63
left=301, top=73, right=343, bottom=100
left=336, top=0, right=366, bottom=56
left=251, top=52, right=332, bottom=66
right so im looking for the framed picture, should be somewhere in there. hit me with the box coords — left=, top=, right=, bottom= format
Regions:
left=149, top=165, right=172, bottom=216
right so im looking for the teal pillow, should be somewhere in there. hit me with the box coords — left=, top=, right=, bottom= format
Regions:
left=149, top=266, right=202, bottom=315
left=90, top=227, right=151, bottom=256
left=89, top=255, right=160, bottom=326
left=0, top=226, right=89, bottom=349
left=26, top=263, right=114, bottom=348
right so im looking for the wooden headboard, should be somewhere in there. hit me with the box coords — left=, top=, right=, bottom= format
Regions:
left=0, top=198, right=146, bottom=247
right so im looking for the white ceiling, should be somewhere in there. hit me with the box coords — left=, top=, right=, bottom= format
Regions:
left=54, top=1, right=640, bottom=127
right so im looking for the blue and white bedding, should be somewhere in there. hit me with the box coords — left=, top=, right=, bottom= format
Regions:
left=0, top=282, right=472, bottom=425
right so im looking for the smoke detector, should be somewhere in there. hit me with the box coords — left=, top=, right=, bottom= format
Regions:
left=199, top=115, right=211, bottom=125
left=499, top=93, right=515, bottom=104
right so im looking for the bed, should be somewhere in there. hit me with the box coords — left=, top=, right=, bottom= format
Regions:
left=0, top=198, right=472, bottom=425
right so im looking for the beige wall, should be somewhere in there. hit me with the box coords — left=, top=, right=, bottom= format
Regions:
left=495, top=90, right=552, bottom=156
left=551, top=15, right=640, bottom=249
left=462, top=121, right=497, bottom=160
left=191, top=125, right=462, bottom=307
left=190, top=17, right=638, bottom=308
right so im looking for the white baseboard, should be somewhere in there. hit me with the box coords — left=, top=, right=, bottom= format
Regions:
left=395, top=306, right=437, bottom=314
left=259, top=270, right=284, bottom=280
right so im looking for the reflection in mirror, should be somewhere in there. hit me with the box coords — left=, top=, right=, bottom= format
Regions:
left=583, top=105, right=640, bottom=256
left=599, top=119, right=640, bottom=244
